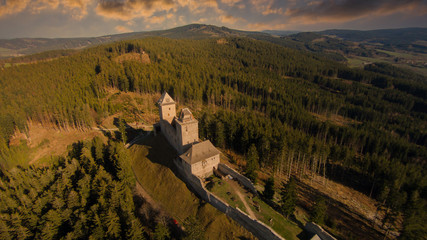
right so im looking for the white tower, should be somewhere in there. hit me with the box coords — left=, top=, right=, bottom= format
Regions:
left=157, top=92, right=176, bottom=124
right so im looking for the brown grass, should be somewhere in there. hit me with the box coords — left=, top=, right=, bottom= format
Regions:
left=114, top=52, right=151, bottom=64
left=9, top=121, right=107, bottom=165
left=310, top=112, right=361, bottom=127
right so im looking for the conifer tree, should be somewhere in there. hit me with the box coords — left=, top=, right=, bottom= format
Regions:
left=183, top=216, right=204, bottom=240
left=280, top=177, right=297, bottom=218
left=154, top=222, right=170, bottom=240
left=310, top=197, right=327, bottom=224
left=263, top=177, right=275, bottom=201
left=246, top=144, right=259, bottom=183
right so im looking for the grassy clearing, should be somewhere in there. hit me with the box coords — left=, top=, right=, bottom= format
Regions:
left=310, top=112, right=361, bottom=127
left=250, top=196, right=303, bottom=240
left=208, top=174, right=303, bottom=240
left=130, top=134, right=254, bottom=239
left=346, top=57, right=366, bottom=68
left=376, top=49, right=415, bottom=58
left=208, top=177, right=247, bottom=212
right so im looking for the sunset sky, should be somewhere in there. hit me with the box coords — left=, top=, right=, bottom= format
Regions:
left=1, top=0, right=427, bottom=38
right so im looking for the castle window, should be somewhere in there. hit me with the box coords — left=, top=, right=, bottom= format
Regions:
left=169, top=107, right=171, bottom=110
left=185, top=126, right=188, bottom=132
left=168, top=113, right=170, bottom=116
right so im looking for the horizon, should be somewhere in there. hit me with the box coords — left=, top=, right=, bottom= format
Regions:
left=1, top=23, right=427, bottom=40
left=1, top=0, right=427, bottom=39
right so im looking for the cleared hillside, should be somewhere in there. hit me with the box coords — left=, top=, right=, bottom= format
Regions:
left=130, top=133, right=254, bottom=239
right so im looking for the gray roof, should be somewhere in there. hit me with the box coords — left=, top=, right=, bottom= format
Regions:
left=179, top=108, right=194, bottom=122
left=180, top=140, right=220, bottom=164
left=157, top=92, right=175, bottom=106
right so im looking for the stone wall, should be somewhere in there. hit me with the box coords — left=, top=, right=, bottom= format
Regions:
left=218, top=163, right=257, bottom=194
left=174, top=159, right=284, bottom=240
left=160, top=121, right=180, bottom=153
left=305, top=222, right=337, bottom=240
left=191, top=154, right=220, bottom=178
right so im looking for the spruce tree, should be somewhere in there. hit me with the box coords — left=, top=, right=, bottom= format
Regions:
left=246, top=144, right=259, bottom=183
left=280, top=177, right=297, bottom=218
left=263, top=177, right=275, bottom=201
left=310, top=197, right=327, bottom=224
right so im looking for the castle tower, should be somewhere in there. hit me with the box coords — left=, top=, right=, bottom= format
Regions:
left=157, top=92, right=176, bottom=124
left=175, top=108, right=199, bottom=153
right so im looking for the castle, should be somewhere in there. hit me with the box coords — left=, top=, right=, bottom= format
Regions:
left=157, top=92, right=220, bottom=178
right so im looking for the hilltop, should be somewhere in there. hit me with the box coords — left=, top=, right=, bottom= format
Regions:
left=0, top=34, right=426, bottom=239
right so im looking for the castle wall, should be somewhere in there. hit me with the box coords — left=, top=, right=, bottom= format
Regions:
left=175, top=120, right=198, bottom=153
left=305, top=222, right=337, bottom=240
left=159, top=120, right=180, bottom=153
left=191, top=154, right=220, bottom=178
left=218, top=163, right=257, bottom=195
left=174, top=159, right=285, bottom=240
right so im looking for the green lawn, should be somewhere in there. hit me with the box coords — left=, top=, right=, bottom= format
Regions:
left=208, top=177, right=248, bottom=212
left=208, top=175, right=304, bottom=240
left=250, top=196, right=303, bottom=240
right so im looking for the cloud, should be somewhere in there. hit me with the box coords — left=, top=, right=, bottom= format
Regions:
left=0, top=0, right=92, bottom=19
left=0, top=0, right=30, bottom=17
left=219, top=14, right=241, bottom=24
left=285, top=0, right=427, bottom=24
left=221, top=0, right=241, bottom=6
left=96, top=0, right=175, bottom=20
left=63, top=0, right=92, bottom=19
left=31, top=0, right=59, bottom=13
left=115, top=25, right=132, bottom=32
left=147, top=15, right=166, bottom=24
left=250, top=0, right=283, bottom=16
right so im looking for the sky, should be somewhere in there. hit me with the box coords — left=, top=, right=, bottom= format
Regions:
left=1, top=0, right=427, bottom=39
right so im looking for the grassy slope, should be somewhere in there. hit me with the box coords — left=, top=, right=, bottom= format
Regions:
left=130, top=133, right=254, bottom=240
left=209, top=176, right=303, bottom=240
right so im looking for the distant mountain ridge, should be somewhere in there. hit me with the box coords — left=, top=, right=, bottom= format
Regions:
left=0, top=24, right=271, bottom=58
left=1, top=24, right=427, bottom=59
left=319, top=28, right=427, bottom=45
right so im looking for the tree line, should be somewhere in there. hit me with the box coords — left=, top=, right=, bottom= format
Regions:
left=0, top=36, right=425, bottom=238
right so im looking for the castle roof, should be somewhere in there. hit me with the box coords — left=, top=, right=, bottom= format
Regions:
left=180, top=140, right=220, bottom=164
left=179, top=108, right=194, bottom=122
left=157, top=92, right=175, bottom=106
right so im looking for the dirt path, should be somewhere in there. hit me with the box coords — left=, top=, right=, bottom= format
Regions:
left=227, top=179, right=257, bottom=219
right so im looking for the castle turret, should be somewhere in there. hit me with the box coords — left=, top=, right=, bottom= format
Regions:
left=175, top=108, right=199, bottom=153
left=157, top=92, right=176, bottom=124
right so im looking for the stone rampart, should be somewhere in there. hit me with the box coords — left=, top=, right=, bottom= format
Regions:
left=218, top=163, right=257, bottom=194
left=174, top=159, right=284, bottom=240
left=305, top=222, right=337, bottom=240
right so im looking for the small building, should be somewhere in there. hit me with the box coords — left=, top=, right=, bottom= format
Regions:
left=157, top=92, right=220, bottom=178
left=179, top=140, right=220, bottom=178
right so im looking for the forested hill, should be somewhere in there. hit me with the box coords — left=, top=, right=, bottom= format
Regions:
left=0, top=24, right=270, bottom=58
left=2, top=24, right=427, bottom=59
left=319, top=28, right=427, bottom=46
left=0, top=36, right=426, bottom=238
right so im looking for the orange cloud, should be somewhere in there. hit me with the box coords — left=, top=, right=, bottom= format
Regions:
left=0, top=0, right=30, bottom=17
left=0, top=0, right=91, bottom=19
left=219, top=14, right=241, bottom=24
left=96, top=0, right=175, bottom=21
left=115, top=25, right=132, bottom=33
left=221, top=0, right=241, bottom=7
left=250, top=0, right=282, bottom=16
left=147, top=15, right=166, bottom=24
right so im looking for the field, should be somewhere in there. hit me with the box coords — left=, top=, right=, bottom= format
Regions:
left=346, top=48, right=427, bottom=76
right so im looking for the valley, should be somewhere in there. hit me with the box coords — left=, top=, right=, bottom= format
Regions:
left=0, top=26, right=426, bottom=239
